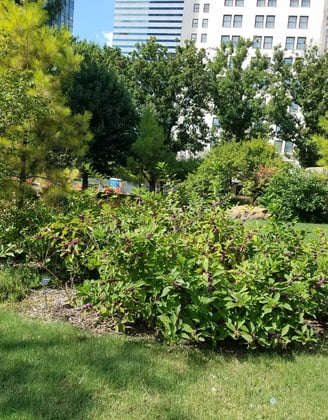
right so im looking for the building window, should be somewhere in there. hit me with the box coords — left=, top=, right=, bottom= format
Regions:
left=201, top=33, right=207, bottom=43
left=253, top=36, right=262, bottom=48
left=285, top=36, right=295, bottom=49
left=299, top=16, right=308, bottom=28
left=255, top=15, right=264, bottom=28
left=223, top=15, right=232, bottom=27
left=284, top=57, right=293, bottom=64
left=221, top=35, right=230, bottom=45
left=235, top=0, right=244, bottom=5
left=191, top=33, right=197, bottom=42
left=266, top=15, right=275, bottom=28
left=257, top=0, right=265, bottom=6
left=202, top=18, right=208, bottom=28
left=287, top=16, right=297, bottom=28
left=290, top=0, right=299, bottom=6
left=301, top=0, right=310, bottom=6
left=284, top=141, right=294, bottom=154
left=212, top=117, right=219, bottom=127
left=274, top=140, right=283, bottom=153
left=203, top=3, right=210, bottom=12
left=296, top=37, right=306, bottom=49
left=224, top=0, right=233, bottom=5
left=233, top=15, right=243, bottom=27
left=192, top=18, right=198, bottom=28
left=232, top=35, right=240, bottom=46
left=268, top=0, right=277, bottom=5
left=193, top=3, right=200, bottom=12
left=263, top=36, right=273, bottom=49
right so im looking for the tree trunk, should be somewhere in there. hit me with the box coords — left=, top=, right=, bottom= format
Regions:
left=18, top=140, right=28, bottom=208
left=143, top=170, right=156, bottom=192
left=148, top=176, right=156, bottom=192
left=82, top=168, right=89, bottom=190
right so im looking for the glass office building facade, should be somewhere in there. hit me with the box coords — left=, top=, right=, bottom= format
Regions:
left=113, top=0, right=185, bottom=55
left=52, top=0, right=74, bottom=31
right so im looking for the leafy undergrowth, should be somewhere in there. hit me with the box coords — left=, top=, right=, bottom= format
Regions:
left=0, top=310, right=328, bottom=419
left=26, top=189, right=328, bottom=349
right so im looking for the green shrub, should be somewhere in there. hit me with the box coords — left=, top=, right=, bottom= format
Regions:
left=0, top=199, right=56, bottom=246
left=27, top=187, right=328, bottom=349
left=183, top=139, right=282, bottom=202
left=259, top=165, right=328, bottom=223
left=0, top=266, right=40, bottom=302
left=0, top=190, right=100, bottom=270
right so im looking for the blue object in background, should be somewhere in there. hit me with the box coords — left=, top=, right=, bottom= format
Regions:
left=109, top=178, right=121, bottom=189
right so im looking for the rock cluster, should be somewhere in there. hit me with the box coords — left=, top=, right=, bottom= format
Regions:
left=229, top=205, right=270, bottom=220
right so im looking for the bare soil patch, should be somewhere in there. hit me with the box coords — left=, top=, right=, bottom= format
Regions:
left=14, top=288, right=117, bottom=336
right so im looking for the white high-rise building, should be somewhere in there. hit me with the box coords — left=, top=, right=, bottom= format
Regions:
left=112, top=0, right=328, bottom=157
left=180, top=0, right=328, bottom=157
left=181, top=0, right=328, bottom=56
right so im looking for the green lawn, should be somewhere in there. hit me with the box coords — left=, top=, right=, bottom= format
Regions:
left=0, top=310, right=327, bottom=419
left=294, top=222, right=328, bottom=241
left=245, top=219, right=328, bottom=242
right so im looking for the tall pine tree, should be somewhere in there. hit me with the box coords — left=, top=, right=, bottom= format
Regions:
left=0, top=0, right=91, bottom=205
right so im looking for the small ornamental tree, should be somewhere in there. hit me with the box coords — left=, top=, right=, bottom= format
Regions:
left=129, top=106, right=175, bottom=191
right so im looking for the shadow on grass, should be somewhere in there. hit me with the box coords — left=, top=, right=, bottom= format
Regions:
left=0, top=312, right=193, bottom=419
left=1, top=310, right=327, bottom=419
left=181, top=323, right=328, bottom=372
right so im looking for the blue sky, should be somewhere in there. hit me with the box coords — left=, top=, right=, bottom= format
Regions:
left=73, top=0, right=115, bottom=46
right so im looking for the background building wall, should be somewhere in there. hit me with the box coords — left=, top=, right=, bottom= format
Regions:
left=181, top=0, right=328, bottom=55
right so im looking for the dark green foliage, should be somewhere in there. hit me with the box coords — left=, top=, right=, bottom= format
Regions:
left=291, top=48, right=328, bottom=138
left=66, top=41, right=138, bottom=177
left=314, top=113, right=328, bottom=168
left=268, top=47, right=328, bottom=167
left=266, top=49, right=303, bottom=146
left=44, top=0, right=67, bottom=24
left=259, top=166, right=328, bottom=223
left=124, top=39, right=327, bottom=164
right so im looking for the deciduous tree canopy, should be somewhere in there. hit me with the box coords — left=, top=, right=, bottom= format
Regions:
left=65, top=41, right=138, bottom=186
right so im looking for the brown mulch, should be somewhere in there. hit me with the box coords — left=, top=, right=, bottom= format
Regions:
left=14, top=287, right=118, bottom=336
